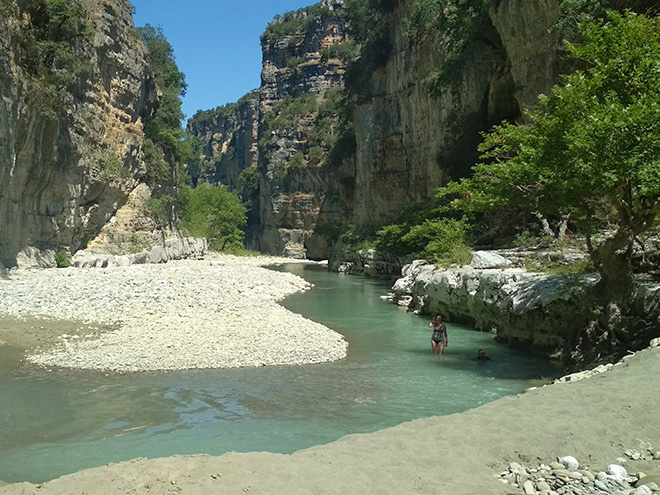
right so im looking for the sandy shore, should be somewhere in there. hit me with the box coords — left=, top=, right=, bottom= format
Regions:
left=1, top=256, right=659, bottom=494
left=0, top=255, right=347, bottom=372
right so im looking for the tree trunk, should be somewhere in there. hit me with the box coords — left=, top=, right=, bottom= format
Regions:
left=591, top=234, right=634, bottom=306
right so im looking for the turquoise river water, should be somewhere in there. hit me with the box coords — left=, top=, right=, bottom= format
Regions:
left=0, top=264, right=561, bottom=484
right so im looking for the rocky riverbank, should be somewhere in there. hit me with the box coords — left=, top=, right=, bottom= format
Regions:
left=386, top=256, right=660, bottom=370
left=0, top=255, right=347, bottom=372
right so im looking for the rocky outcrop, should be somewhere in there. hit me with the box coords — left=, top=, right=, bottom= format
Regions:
left=71, top=237, right=207, bottom=268
left=0, top=0, right=158, bottom=268
left=390, top=260, right=599, bottom=354
left=390, top=258, right=660, bottom=367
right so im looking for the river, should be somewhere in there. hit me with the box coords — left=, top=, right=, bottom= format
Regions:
left=0, top=263, right=560, bottom=484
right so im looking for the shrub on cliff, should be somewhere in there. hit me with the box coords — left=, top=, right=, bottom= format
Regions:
left=375, top=218, right=472, bottom=267
left=557, top=0, right=659, bottom=31
left=17, top=0, right=94, bottom=112
left=405, top=0, right=491, bottom=96
left=261, top=4, right=332, bottom=44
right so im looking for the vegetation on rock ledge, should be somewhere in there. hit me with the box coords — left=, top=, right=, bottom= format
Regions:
left=16, top=0, right=94, bottom=114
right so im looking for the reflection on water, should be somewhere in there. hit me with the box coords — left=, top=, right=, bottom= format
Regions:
left=0, top=264, right=560, bottom=483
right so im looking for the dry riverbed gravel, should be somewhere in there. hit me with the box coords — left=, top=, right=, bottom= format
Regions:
left=0, top=256, right=348, bottom=372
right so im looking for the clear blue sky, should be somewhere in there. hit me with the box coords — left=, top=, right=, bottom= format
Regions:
left=131, top=0, right=316, bottom=120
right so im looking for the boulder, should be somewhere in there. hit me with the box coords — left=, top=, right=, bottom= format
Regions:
left=470, top=250, right=513, bottom=269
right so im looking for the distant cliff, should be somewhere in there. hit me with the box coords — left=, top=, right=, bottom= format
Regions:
left=0, top=0, right=158, bottom=268
left=189, top=0, right=351, bottom=258
left=188, top=0, right=564, bottom=261
left=187, top=90, right=260, bottom=191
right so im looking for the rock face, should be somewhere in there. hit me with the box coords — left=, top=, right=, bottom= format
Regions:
left=390, top=259, right=660, bottom=366
left=317, top=0, right=562, bottom=252
left=187, top=91, right=260, bottom=191
left=0, top=0, right=158, bottom=268
left=257, top=0, right=350, bottom=258
left=391, top=260, right=599, bottom=354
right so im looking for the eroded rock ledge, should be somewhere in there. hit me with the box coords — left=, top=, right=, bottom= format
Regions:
left=387, top=256, right=660, bottom=363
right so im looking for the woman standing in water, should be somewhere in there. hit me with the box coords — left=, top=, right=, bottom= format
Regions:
left=429, top=315, right=448, bottom=356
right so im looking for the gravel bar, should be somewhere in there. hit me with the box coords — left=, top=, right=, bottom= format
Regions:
left=0, top=257, right=348, bottom=372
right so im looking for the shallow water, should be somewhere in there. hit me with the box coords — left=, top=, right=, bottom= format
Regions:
left=0, top=264, right=560, bottom=484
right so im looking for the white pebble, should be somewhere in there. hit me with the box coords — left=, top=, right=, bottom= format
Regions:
left=606, top=464, right=628, bottom=479
left=558, top=455, right=579, bottom=471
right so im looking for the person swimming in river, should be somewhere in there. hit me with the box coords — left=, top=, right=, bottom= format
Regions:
left=476, top=349, right=491, bottom=361
left=429, top=315, right=448, bottom=356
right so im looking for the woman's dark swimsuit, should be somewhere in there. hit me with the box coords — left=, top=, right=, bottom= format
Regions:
left=431, top=325, right=446, bottom=343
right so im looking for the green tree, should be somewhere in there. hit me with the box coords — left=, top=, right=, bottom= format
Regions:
left=178, top=184, right=247, bottom=252
left=138, top=24, right=192, bottom=191
left=440, top=12, right=660, bottom=303
left=375, top=218, right=472, bottom=267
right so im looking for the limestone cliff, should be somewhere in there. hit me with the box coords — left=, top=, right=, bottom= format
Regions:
left=187, top=0, right=351, bottom=258
left=187, top=90, right=260, bottom=191
left=312, top=0, right=563, bottom=261
left=258, top=0, right=350, bottom=258
left=0, top=0, right=157, bottom=268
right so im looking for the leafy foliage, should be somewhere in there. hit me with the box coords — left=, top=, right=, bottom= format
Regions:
left=55, top=249, right=70, bottom=268
left=189, top=90, right=259, bottom=126
left=320, top=42, right=360, bottom=63
left=344, top=0, right=395, bottom=43
left=262, top=93, right=319, bottom=133
left=178, top=184, right=247, bottom=252
left=138, top=25, right=192, bottom=190
left=261, top=4, right=331, bottom=43
left=238, top=167, right=260, bottom=199
left=19, top=0, right=92, bottom=83
left=287, top=56, right=307, bottom=69
left=438, top=12, right=660, bottom=297
left=17, top=0, right=94, bottom=113
left=145, top=194, right=177, bottom=226
left=99, top=156, right=130, bottom=183
left=557, top=0, right=660, bottom=31
left=375, top=218, right=472, bottom=267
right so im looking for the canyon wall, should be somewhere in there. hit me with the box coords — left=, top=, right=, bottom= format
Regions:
left=0, top=0, right=157, bottom=268
left=189, top=0, right=564, bottom=260
left=187, top=91, right=260, bottom=191
left=333, top=0, right=562, bottom=235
